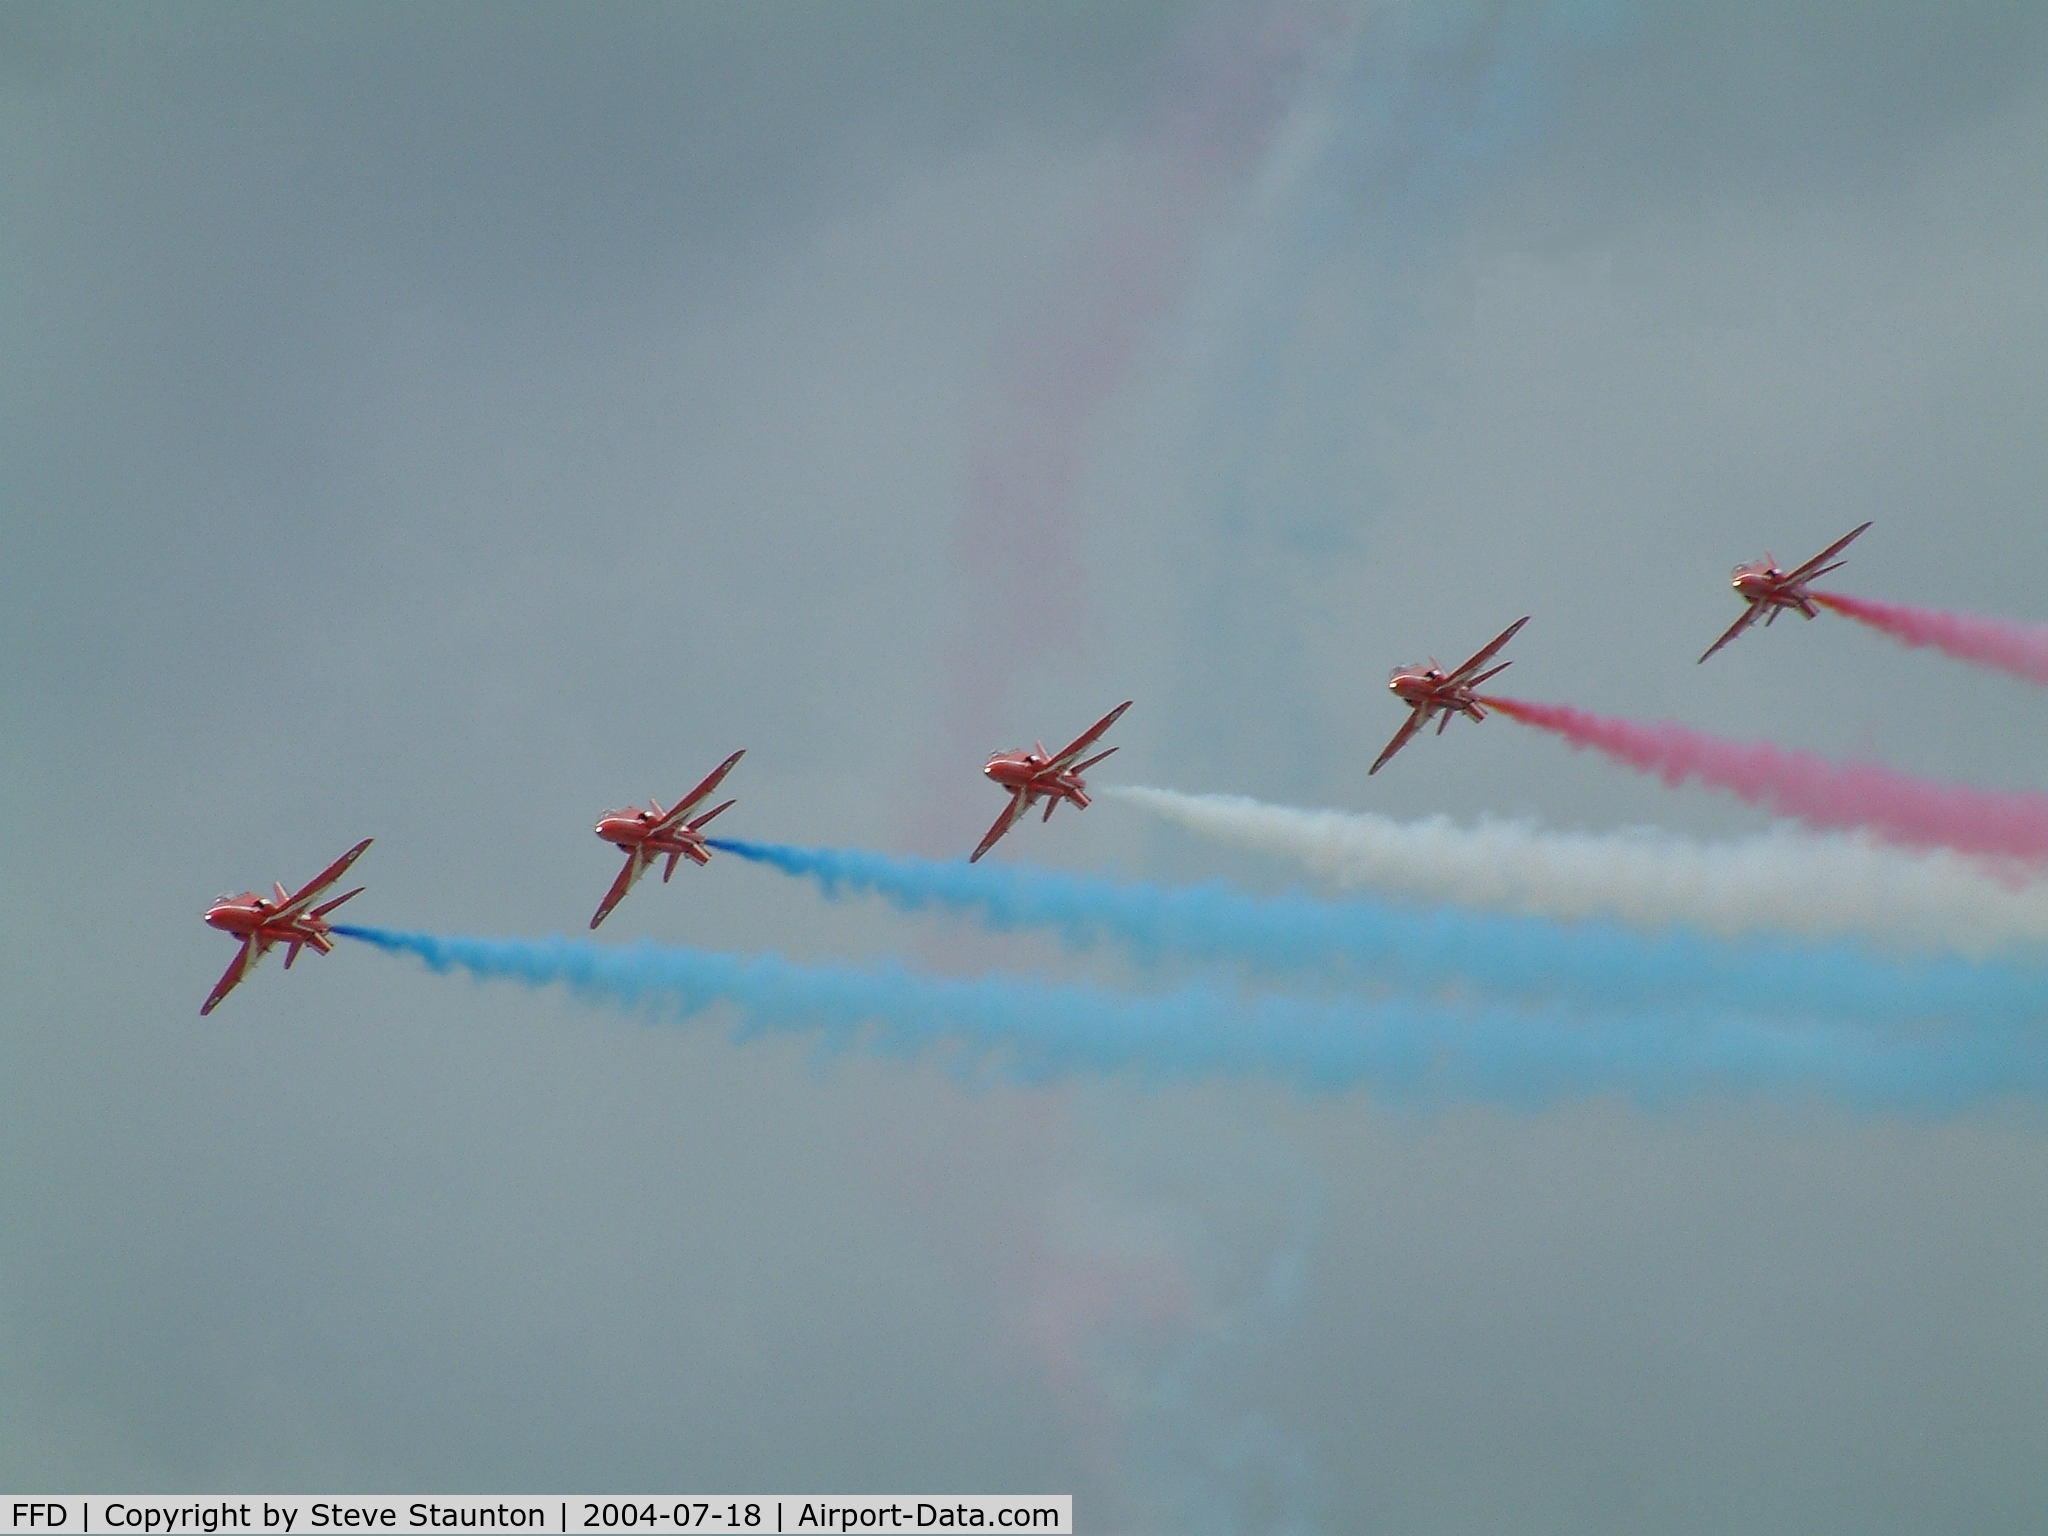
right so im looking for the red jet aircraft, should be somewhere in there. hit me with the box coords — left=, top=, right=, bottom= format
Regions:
left=972, top=701, right=1131, bottom=862
left=1698, top=521, right=1872, bottom=663
left=590, top=749, right=744, bottom=928
left=200, top=838, right=372, bottom=1015
left=1370, top=617, right=1529, bottom=775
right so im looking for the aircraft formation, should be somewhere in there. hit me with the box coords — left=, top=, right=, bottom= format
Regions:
left=198, top=525, right=1875, bottom=1013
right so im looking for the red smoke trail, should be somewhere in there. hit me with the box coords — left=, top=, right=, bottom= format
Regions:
left=1486, top=696, right=2048, bottom=862
left=1814, top=592, right=2048, bottom=687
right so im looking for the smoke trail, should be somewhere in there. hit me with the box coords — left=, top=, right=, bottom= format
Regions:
left=1488, top=696, right=2048, bottom=863
left=333, top=925, right=2048, bottom=1111
left=1106, top=785, right=2048, bottom=957
left=1130, top=1142, right=1323, bottom=1536
left=924, top=4, right=1338, bottom=850
left=1815, top=592, right=2048, bottom=687
left=1157, top=2, right=1630, bottom=793
left=704, top=838, right=2048, bottom=1031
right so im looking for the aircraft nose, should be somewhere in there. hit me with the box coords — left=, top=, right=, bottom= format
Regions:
left=203, top=905, right=234, bottom=931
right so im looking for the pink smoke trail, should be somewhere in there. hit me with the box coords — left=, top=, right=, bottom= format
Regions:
left=918, top=5, right=1336, bottom=852
left=1486, top=696, right=2048, bottom=863
left=1814, top=592, right=2048, bottom=687
left=954, top=5, right=1328, bottom=665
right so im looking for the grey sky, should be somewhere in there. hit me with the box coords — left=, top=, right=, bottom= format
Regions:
left=5, top=3, right=2048, bottom=1530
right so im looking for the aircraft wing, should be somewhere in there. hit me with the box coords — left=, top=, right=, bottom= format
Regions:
left=970, top=790, right=1032, bottom=862
left=1369, top=705, right=1429, bottom=775
left=1783, top=521, right=1872, bottom=584
left=590, top=848, right=653, bottom=929
left=1698, top=601, right=1763, bottom=664
left=652, top=750, right=745, bottom=834
left=1048, top=701, right=1132, bottom=771
left=199, top=935, right=265, bottom=1016
left=1445, top=618, right=1529, bottom=685
left=274, top=839, right=374, bottom=922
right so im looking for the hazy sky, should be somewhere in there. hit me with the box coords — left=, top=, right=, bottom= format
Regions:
left=6, top=3, right=2048, bottom=1530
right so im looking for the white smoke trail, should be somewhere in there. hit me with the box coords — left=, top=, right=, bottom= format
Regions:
left=1107, top=786, right=2048, bottom=956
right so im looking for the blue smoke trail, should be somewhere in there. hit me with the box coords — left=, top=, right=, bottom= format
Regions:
left=706, top=839, right=2048, bottom=1032
left=334, top=924, right=2048, bottom=1111
left=1150, top=2, right=1645, bottom=807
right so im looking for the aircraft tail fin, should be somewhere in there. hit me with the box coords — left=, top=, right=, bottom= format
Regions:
left=688, top=798, right=737, bottom=833
left=311, top=886, right=365, bottom=919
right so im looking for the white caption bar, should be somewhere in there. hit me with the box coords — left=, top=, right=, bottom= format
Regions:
left=2, top=1501, right=1071, bottom=1536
